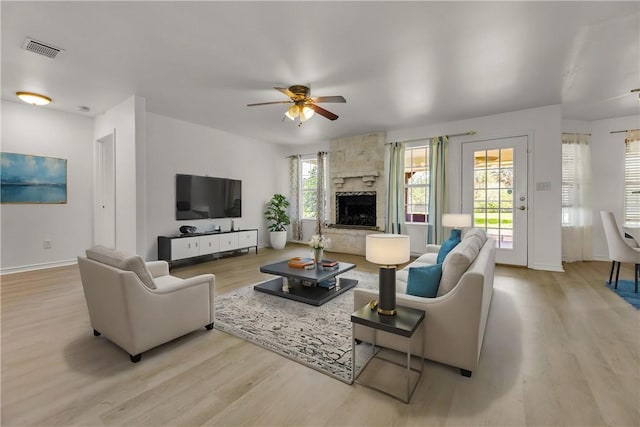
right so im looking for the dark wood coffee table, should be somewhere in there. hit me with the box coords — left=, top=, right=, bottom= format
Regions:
left=256, top=260, right=357, bottom=306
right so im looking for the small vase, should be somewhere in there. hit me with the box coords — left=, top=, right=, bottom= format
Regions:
left=313, top=248, right=324, bottom=266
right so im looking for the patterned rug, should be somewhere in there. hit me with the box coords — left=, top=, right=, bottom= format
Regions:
left=214, top=270, right=378, bottom=383
left=605, top=279, right=640, bottom=309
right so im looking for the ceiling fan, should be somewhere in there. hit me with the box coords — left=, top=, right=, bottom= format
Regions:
left=247, top=85, right=346, bottom=126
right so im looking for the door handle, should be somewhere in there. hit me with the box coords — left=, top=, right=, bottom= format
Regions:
left=518, top=206, right=526, bottom=211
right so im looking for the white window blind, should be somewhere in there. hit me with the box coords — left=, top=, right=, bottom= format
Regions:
left=624, top=132, right=640, bottom=223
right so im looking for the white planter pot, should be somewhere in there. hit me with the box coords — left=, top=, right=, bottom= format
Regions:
left=269, top=230, right=287, bottom=249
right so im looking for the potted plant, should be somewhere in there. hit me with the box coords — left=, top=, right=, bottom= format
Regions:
left=264, top=193, right=291, bottom=249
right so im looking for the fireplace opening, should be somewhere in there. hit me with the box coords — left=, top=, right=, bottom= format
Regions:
left=336, top=191, right=376, bottom=227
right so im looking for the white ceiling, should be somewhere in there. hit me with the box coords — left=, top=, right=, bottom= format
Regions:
left=2, top=1, right=639, bottom=145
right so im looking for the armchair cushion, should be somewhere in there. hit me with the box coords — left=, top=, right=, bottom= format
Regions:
left=406, top=264, right=442, bottom=297
left=86, top=246, right=156, bottom=289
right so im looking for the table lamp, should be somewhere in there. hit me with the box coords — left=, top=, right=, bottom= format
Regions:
left=442, top=213, right=472, bottom=240
left=366, top=234, right=410, bottom=316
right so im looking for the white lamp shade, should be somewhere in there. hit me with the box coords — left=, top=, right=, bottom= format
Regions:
left=285, top=104, right=299, bottom=120
left=442, top=213, right=472, bottom=228
left=302, top=106, right=315, bottom=120
left=366, top=234, right=410, bottom=265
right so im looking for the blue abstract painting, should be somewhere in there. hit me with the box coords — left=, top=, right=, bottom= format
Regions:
left=1, top=152, right=67, bottom=204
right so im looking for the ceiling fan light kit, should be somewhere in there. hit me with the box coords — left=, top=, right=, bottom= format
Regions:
left=248, top=85, right=346, bottom=126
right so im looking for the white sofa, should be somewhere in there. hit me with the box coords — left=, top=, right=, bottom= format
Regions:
left=353, top=230, right=496, bottom=377
left=78, top=246, right=215, bottom=362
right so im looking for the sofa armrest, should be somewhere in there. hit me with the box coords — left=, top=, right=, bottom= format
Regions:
left=425, top=244, right=440, bottom=253
left=146, top=260, right=169, bottom=278
left=151, top=274, right=215, bottom=294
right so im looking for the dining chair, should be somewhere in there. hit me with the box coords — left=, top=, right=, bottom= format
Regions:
left=600, top=211, right=640, bottom=293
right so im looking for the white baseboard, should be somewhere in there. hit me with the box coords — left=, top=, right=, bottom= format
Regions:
left=530, top=263, right=565, bottom=272
left=1, top=259, right=77, bottom=275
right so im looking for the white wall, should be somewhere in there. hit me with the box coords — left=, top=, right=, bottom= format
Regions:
left=589, top=115, right=638, bottom=260
left=282, top=106, right=566, bottom=269
left=387, top=105, right=563, bottom=271
left=562, top=115, right=639, bottom=260
left=144, top=112, right=285, bottom=260
left=94, top=96, right=145, bottom=254
left=1, top=101, right=94, bottom=272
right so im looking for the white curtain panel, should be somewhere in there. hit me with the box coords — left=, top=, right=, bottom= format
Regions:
left=561, top=133, right=592, bottom=262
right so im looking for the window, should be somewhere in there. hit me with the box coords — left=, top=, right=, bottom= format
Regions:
left=561, top=133, right=591, bottom=227
left=624, top=132, right=640, bottom=223
left=404, top=146, right=429, bottom=223
left=300, top=157, right=328, bottom=220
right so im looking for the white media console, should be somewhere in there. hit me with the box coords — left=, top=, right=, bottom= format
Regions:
left=158, top=229, right=258, bottom=264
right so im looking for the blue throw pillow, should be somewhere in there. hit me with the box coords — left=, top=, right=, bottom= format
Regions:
left=437, top=231, right=461, bottom=264
left=406, top=264, right=442, bottom=298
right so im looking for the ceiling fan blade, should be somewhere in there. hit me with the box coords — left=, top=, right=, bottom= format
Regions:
left=311, top=96, right=346, bottom=103
left=246, top=100, right=292, bottom=107
left=308, top=104, right=339, bottom=121
left=274, top=87, right=296, bottom=98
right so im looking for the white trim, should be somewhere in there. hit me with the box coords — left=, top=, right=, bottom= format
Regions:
left=1, top=259, right=77, bottom=275
left=530, top=263, right=565, bottom=272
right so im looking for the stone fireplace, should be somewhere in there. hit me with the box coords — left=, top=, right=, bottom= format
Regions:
left=323, top=132, right=386, bottom=255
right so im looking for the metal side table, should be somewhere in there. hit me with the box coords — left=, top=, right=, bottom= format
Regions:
left=350, top=304, right=425, bottom=403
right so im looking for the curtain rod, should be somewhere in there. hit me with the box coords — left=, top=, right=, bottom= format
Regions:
left=387, top=131, right=476, bottom=145
left=610, top=129, right=640, bottom=134
left=562, top=132, right=592, bottom=136
left=286, top=151, right=327, bottom=159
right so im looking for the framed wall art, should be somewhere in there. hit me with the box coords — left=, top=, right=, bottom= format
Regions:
left=1, top=152, right=67, bottom=204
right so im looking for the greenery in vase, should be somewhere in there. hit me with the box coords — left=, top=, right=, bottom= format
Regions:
left=264, top=194, right=291, bottom=232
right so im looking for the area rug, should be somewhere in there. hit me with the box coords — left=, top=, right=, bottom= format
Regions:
left=605, top=279, right=640, bottom=309
left=214, top=270, right=378, bottom=383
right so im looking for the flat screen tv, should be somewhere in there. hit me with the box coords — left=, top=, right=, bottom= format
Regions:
left=176, top=174, right=241, bottom=220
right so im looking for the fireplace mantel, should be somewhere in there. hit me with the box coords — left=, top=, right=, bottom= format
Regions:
left=332, top=171, right=379, bottom=188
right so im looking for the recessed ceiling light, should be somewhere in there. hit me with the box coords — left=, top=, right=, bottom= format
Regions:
left=16, top=91, right=51, bottom=106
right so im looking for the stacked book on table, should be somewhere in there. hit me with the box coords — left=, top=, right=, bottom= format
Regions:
left=320, top=259, right=339, bottom=271
left=287, top=257, right=315, bottom=269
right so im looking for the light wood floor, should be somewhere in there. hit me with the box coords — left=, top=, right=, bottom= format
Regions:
left=1, top=244, right=639, bottom=426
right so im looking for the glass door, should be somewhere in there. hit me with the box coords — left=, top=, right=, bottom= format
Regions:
left=462, top=136, right=528, bottom=266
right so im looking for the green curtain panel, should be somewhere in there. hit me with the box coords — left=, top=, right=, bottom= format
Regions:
left=386, top=142, right=405, bottom=234
left=428, top=136, right=449, bottom=244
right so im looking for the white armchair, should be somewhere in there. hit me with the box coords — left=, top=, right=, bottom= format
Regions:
left=600, top=211, right=640, bottom=293
left=78, top=246, right=215, bottom=362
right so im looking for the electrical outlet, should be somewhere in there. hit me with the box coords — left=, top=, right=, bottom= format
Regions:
left=43, top=240, right=52, bottom=249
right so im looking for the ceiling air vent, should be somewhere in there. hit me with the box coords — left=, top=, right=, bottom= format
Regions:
left=22, top=37, right=63, bottom=59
